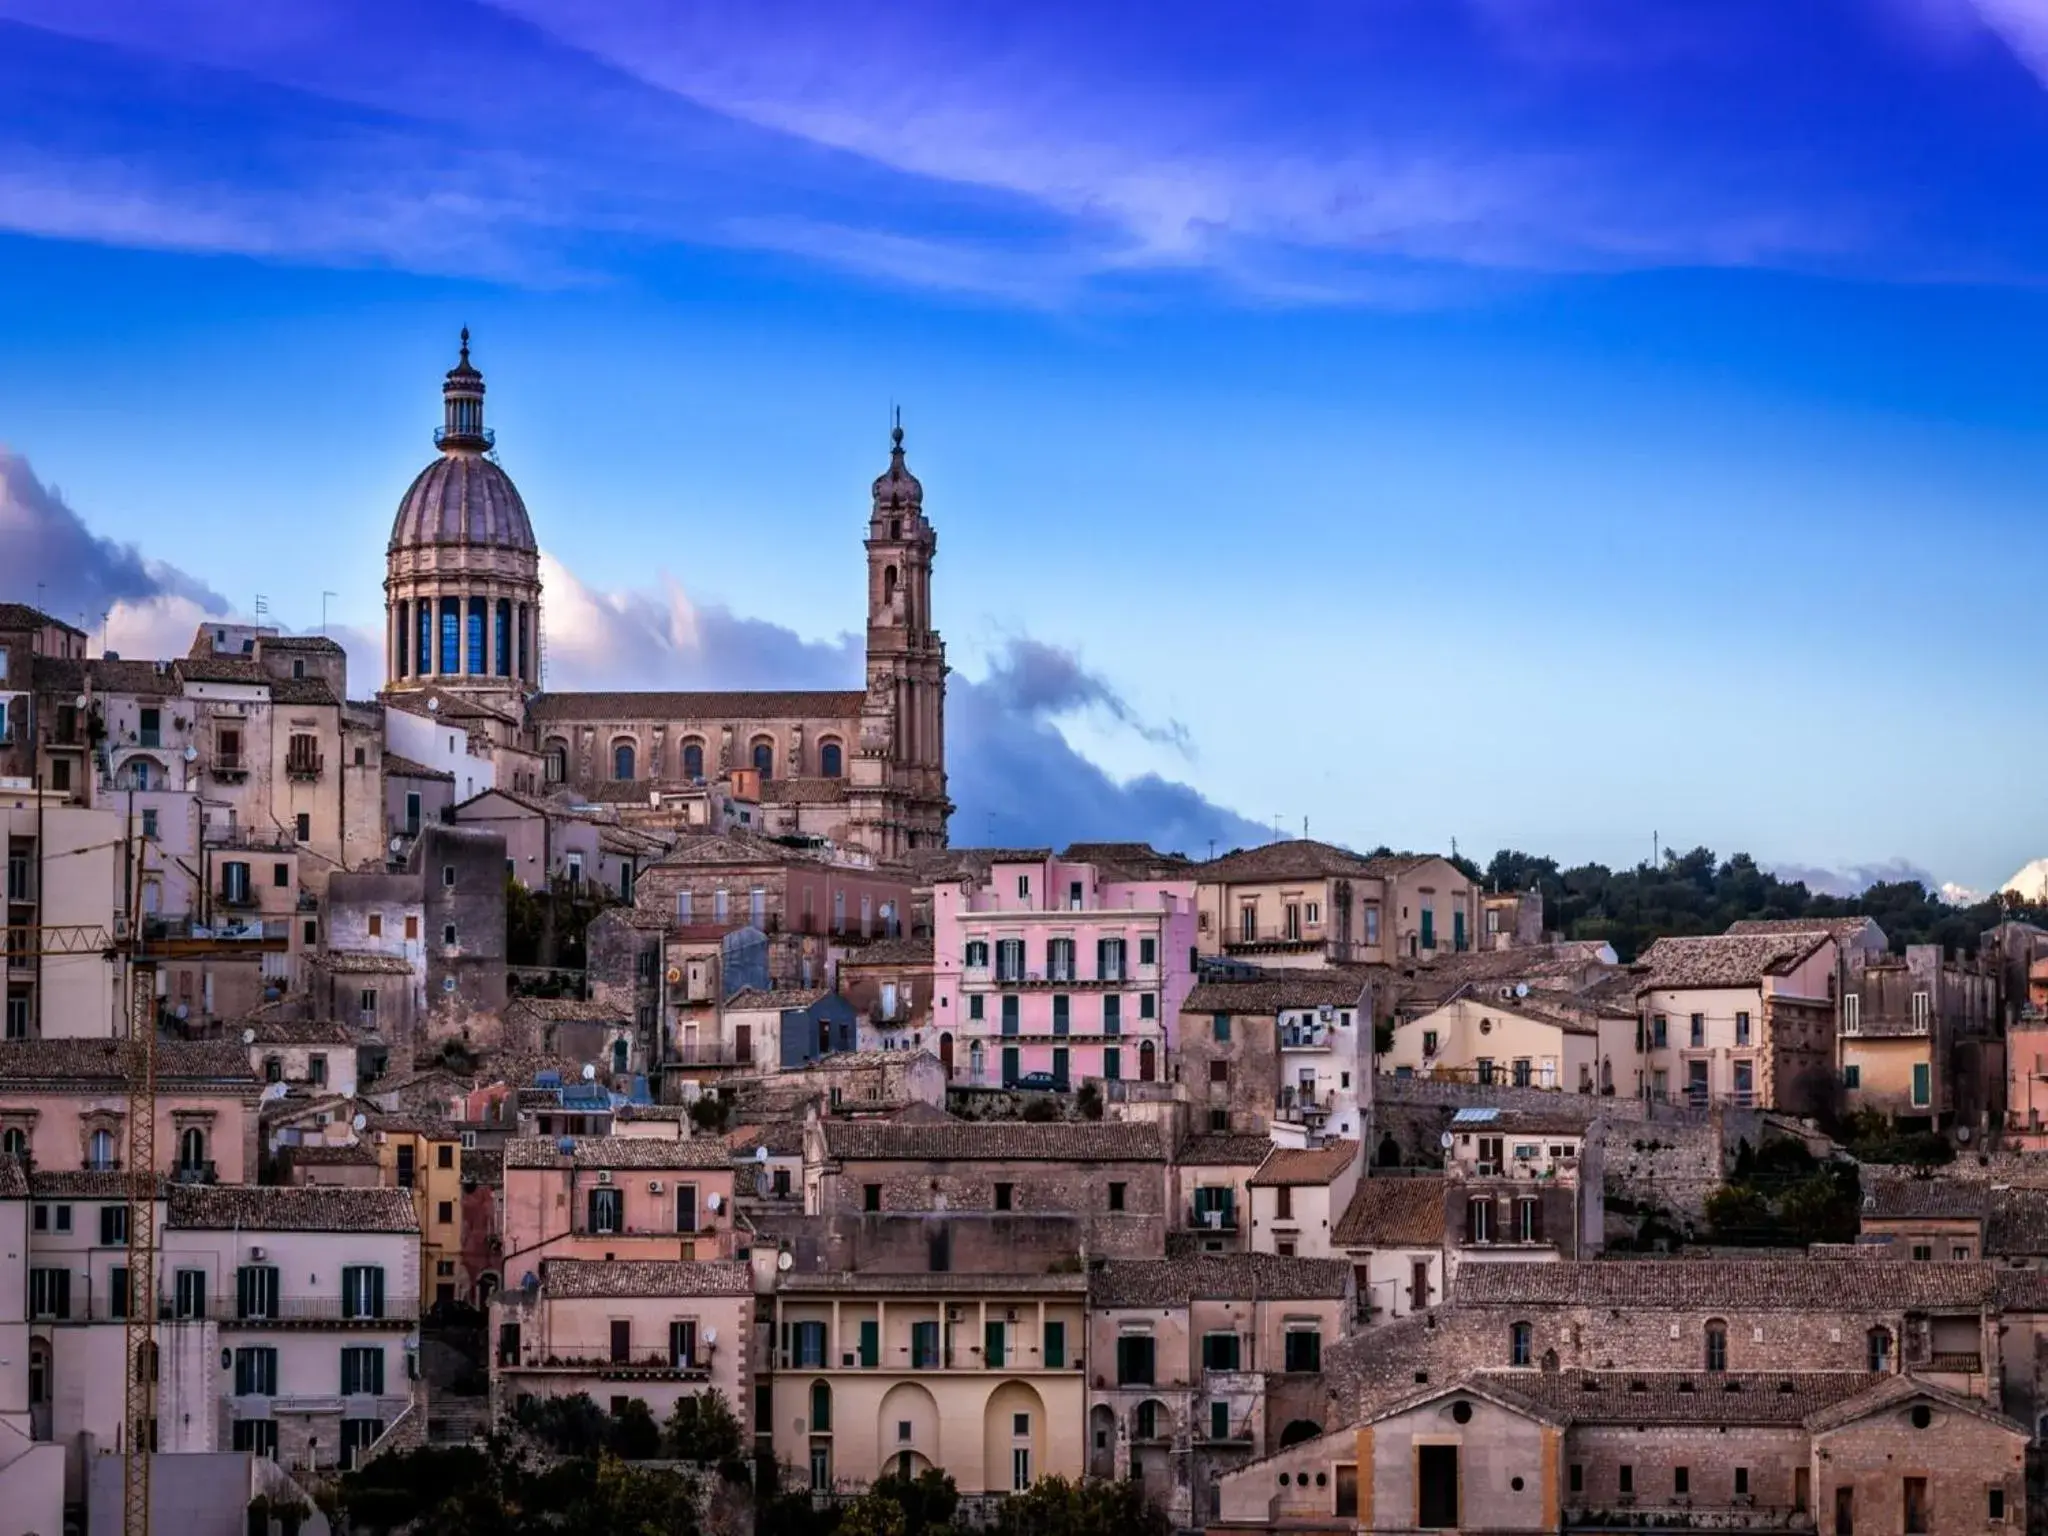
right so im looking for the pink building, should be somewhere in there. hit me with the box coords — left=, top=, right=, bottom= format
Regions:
left=499, top=1135, right=739, bottom=1280
left=931, top=848, right=1197, bottom=1090
left=0, top=1039, right=257, bottom=1182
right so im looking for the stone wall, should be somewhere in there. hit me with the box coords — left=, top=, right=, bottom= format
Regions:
left=1603, top=1119, right=1727, bottom=1230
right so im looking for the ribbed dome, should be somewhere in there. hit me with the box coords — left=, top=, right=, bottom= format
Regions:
left=872, top=423, right=923, bottom=512
left=389, top=452, right=537, bottom=553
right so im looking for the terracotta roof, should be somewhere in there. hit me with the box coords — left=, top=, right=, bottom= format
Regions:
left=837, top=937, right=935, bottom=966
left=1175, top=1134, right=1276, bottom=1167
left=1803, top=1373, right=2030, bottom=1436
left=726, top=987, right=832, bottom=1011
left=1637, top=932, right=1831, bottom=989
left=778, top=1271, right=1089, bottom=1294
left=505, top=997, right=631, bottom=1023
left=168, top=1185, right=418, bottom=1232
left=1060, top=842, right=1197, bottom=879
left=270, top=677, right=339, bottom=706
left=612, top=1104, right=694, bottom=1122
left=1456, top=1258, right=1994, bottom=1310
left=260, top=634, right=346, bottom=653
left=0, top=602, right=83, bottom=634
left=1397, top=944, right=1616, bottom=995
left=315, top=951, right=415, bottom=975
left=1988, top=1188, right=2048, bottom=1257
left=36, top=655, right=179, bottom=697
left=0, top=1039, right=254, bottom=1085
left=729, top=1123, right=806, bottom=1157
left=1251, top=1142, right=1358, bottom=1187
left=1361, top=854, right=1452, bottom=878
left=1183, top=972, right=1375, bottom=1015
left=29, top=1168, right=154, bottom=1198
left=539, top=1259, right=753, bottom=1298
left=246, top=1018, right=355, bottom=1046
left=759, top=777, right=849, bottom=806
left=1334, top=1175, right=1446, bottom=1247
left=503, top=1135, right=731, bottom=1170
left=455, top=786, right=559, bottom=818
left=1089, top=1253, right=1349, bottom=1308
left=1488, top=1370, right=1886, bottom=1428
left=283, top=1143, right=378, bottom=1166
left=1863, top=1177, right=1988, bottom=1223
left=529, top=690, right=864, bottom=721
left=1191, top=839, right=1376, bottom=882
left=820, top=1119, right=1165, bottom=1163
left=648, top=832, right=820, bottom=870
left=1726, top=917, right=1884, bottom=944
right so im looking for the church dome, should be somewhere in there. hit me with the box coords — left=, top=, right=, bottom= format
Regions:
left=389, top=453, right=536, bottom=553
left=872, top=421, right=923, bottom=512
left=387, top=328, right=537, bottom=554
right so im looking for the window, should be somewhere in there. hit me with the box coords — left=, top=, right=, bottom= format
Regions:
left=1904, top=1476, right=1929, bottom=1535
left=1912, top=1062, right=1931, bottom=1107
left=809, top=1381, right=832, bottom=1433
left=1705, top=1320, right=1727, bottom=1372
left=1012, top=1447, right=1031, bottom=1492
left=295, top=812, right=311, bottom=842
left=232, top=1419, right=278, bottom=1459
left=1735, top=1010, right=1751, bottom=1045
left=436, top=1200, right=454, bottom=1225
left=28, top=1269, right=68, bottom=1320
left=1991, top=1487, right=2007, bottom=1522
left=341, top=1264, right=386, bottom=1320
left=911, top=1321, right=939, bottom=1369
left=1103, top=994, right=1122, bottom=1034
left=237, top=1264, right=279, bottom=1320
left=396, top=1144, right=416, bottom=1187
left=676, top=1183, right=699, bottom=1232
left=1139, top=992, right=1155, bottom=1020
left=1139, top=936, right=1156, bottom=965
left=1202, top=1332, right=1241, bottom=1371
left=88, top=1128, right=116, bottom=1171
left=1569, top=1464, right=1583, bottom=1495
left=1868, top=1327, right=1894, bottom=1372
left=1510, top=1321, right=1532, bottom=1367
left=233, top=1347, right=278, bottom=1397
left=964, top=939, right=989, bottom=969
left=1051, top=995, right=1069, bottom=1035
left=1044, top=1320, right=1066, bottom=1368
left=341, top=1418, right=385, bottom=1472
left=443, top=923, right=457, bottom=946
left=174, top=1269, right=206, bottom=1319
left=1675, top=1466, right=1690, bottom=1496
left=1619, top=1466, right=1633, bottom=1495
left=405, top=914, right=420, bottom=941
left=1283, top=1327, right=1321, bottom=1373
left=1134, top=1400, right=1159, bottom=1439
left=985, top=1320, right=1006, bottom=1368
left=1735, top=1467, right=1749, bottom=1497
left=994, top=1183, right=1014, bottom=1211
left=1116, top=1334, right=1156, bottom=1386
left=614, top=742, right=635, bottom=780
left=752, top=740, right=774, bottom=778
left=1108, top=1181, right=1126, bottom=1211
left=1001, top=996, right=1019, bottom=1035
left=1652, top=1015, right=1668, bottom=1047
left=100, top=1205, right=128, bottom=1246
left=820, top=742, right=841, bottom=778
left=1467, top=1198, right=1494, bottom=1243
left=1276, top=1185, right=1294, bottom=1220
left=1844, top=1063, right=1862, bottom=1089
left=995, top=938, right=1025, bottom=981
left=1213, top=1013, right=1231, bottom=1043
left=140, top=807, right=156, bottom=839
left=1097, top=937, right=1126, bottom=980
left=178, top=1126, right=206, bottom=1171
left=1912, top=1242, right=1933, bottom=1262
left=792, top=1322, right=827, bottom=1368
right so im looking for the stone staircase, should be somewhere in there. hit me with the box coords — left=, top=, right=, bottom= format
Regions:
left=426, top=1394, right=494, bottom=1446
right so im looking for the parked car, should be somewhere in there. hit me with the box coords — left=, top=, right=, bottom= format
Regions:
left=1014, top=1071, right=1062, bottom=1092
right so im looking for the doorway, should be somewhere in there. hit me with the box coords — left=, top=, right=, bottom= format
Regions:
left=1417, top=1444, right=1458, bottom=1529
left=939, top=1033, right=954, bottom=1079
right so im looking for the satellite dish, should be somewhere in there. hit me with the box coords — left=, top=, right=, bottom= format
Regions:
left=389, top=837, right=405, bottom=853
left=183, top=745, right=199, bottom=762
left=776, top=1250, right=794, bottom=1272
left=241, top=1028, right=256, bottom=1045
left=1514, top=982, right=1529, bottom=998
left=74, top=694, right=88, bottom=709
left=351, top=1113, right=367, bottom=1131
left=707, top=1192, right=724, bottom=1212
left=581, top=1064, right=597, bottom=1081
left=1957, top=1126, right=1972, bottom=1144
left=1439, top=1131, right=1456, bottom=1149
left=702, top=1326, right=717, bottom=1347
left=427, top=698, right=440, bottom=713
left=754, top=1145, right=769, bottom=1163
left=174, top=1003, right=189, bottom=1021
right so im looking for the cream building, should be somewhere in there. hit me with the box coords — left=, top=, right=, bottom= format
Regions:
left=1244, top=1144, right=1361, bottom=1260
left=768, top=1271, right=1087, bottom=1495
left=1387, top=992, right=1636, bottom=1097
left=3, top=786, right=129, bottom=1040
left=1193, top=842, right=1479, bottom=971
left=1636, top=931, right=1840, bottom=1113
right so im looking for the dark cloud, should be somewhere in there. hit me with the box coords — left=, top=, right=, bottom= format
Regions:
left=979, top=637, right=1191, bottom=753
left=0, top=449, right=228, bottom=623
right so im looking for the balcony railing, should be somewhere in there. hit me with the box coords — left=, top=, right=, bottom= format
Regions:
left=664, top=1045, right=752, bottom=1066
left=163, top=1295, right=421, bottom=1325
left=1278, top=1026, right=1333, bottom=1050
left=1188, top=1205, right=1239, bottom=1231
left=170, top=1160, right=217, bottom=1185
left=240, top=1393, right=412, bottom=1418
left=285, top=753, right=324, bottom=781
left=206, top=826, right=297, bottom=852
left=506, top=1352, right=710, bottom=1378
left=1224, top=927, right=1325, bottom=950
left=211, top=754, right=249, bottom=781
left=1275, top=1091, right=1333, bottom=1124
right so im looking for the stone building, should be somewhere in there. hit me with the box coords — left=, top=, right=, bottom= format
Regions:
left=499, top=1134, right=738, bottom=1279
left=1839, top=944, right=2001, bottom=1132
left=376, top=336, right=950, bottom=861
left=1192, top=843, right=1478, bottom=970
left=1177, top=972, right=1376, bottom=1139
left=1332, top=1174, right=1445, bottom=1324
left=1245, top=1144, right=1361, bottom=1260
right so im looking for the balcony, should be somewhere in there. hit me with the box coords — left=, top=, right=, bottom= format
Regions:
left=506, top=1351, right=711, bottom=1380
left=1223, top=926, right=1325, bottom=954
left=244, top=1394, right=412, bottom=1419
left=171, top=1160, right=217, bottom=1185
left=164, top=1295, right=421, bottom=1325
left=971, top=969, right=1128, bottom=990
left=1275, top=1090, right=1333, bottom=1124
left=664, top=1044, right=752, bottom=1067
left=211, top=754, right=249, bottom=782
left=1279, top=1025, right=1333, bottom=1051
left=285, top=752, right=324, bottom=782
left=206, top=826, right=297, bottom=852
left=1187, top=1205, right=1239, bottom=1231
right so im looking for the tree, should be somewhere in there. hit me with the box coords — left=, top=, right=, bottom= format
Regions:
left=869, top=1469, right=959, bottom=1536
left=995, top=1477, right=1168, bottom=1536
left=611, top=1398, right=664, bottom=1460
left=835, top=1495, right=906, bottom=1536
left=665, top=1390, right=746, bottom=1466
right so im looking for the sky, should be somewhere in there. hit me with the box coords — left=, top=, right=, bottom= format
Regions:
left=3, top=0, right=2048, bottom=894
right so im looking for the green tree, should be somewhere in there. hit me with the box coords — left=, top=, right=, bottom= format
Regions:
left=869, top=1469, right=959, bottom=1536
left=610, top=1398, right=664, bottom=1460
left=665, top=1390, right=746, bottom=1466
left=835, top=1495, right=906, bottom=1536
left=995, top=1477, right=1168, bottom=1536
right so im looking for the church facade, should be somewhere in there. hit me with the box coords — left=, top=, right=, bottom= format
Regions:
left=381, top=334, right=950, bottom=861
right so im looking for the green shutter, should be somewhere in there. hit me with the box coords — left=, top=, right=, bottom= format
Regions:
left=1043, top=1321, right=1065, bottom=1369
left=859, top=1320, right=879, bottom=1368
left=985, top=1321, right=1004, bottom=1368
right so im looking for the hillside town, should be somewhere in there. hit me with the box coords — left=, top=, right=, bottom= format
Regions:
left=6, top=340, right=2048, bottom=1536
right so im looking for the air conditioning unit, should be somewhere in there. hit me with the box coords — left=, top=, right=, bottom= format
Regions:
left=1006, top=1308, right=1019, bottom=1323
left=1318, top=1005, right=1334, bottom=1020
left=596, top=1169, right=613, bottom=1185
left=946, top=1305, right=964, bottom=1322
left=649, top=1180, right=665, bottom=1194
left=250, top=1245, right=266, bottom=1261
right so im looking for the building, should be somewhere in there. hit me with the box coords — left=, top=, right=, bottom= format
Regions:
left=1085, top=1254, right=1350, bottom=1525
left=1840, top=945, right=2000, bottom=1132
left=490, top=1258, right=754, bottom=1427
left=156, top=1185, right=420, bottom=1472
left=1386, top=988, right=1636, bottom=1096
left=1192, top=843, right=1479, bottom=970
left=1244, top=1144, right=1361, bottom=1260
left=1635, top=930, right=1841, bottom=1113
left=930, top=848, right=1197, bottom=1089
left=246, top=1018, right=357, bottom=1099
left=1332, top=1174, right=1446, bottom=1324
left=0, top=603, right=87, bottom=787
left=1176, top=973, right=1376, bottom=1140
left=766, top=1270, right=1086, bottom=1496
left=1480, top=889, right=1544, bottom=951
left=836, top=936, right=935, bottom=1054
left=499, top=1134, right=739, bottom=1278
left=1173, top=1134, right=1273, bottom=1256
left=1440, top=1108, right=1605, bottom=1280
left=0, top=1038, right=257, bottom=1181
left=3, top=786, right=130, bottom=1039
left=364, top=1111, right=465, bottom=1306
left=1858, top=1177, right=1986, bottom=1263
left=377, top=336, right=950, bottom=859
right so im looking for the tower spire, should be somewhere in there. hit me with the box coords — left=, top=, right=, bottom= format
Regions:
left=437, top=327, right=491, bottom=451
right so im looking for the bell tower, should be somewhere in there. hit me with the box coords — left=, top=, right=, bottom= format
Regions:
left=850, top=415, right=950, bottom=857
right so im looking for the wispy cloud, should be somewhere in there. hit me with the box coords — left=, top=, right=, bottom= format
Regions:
left=1765, top=856, right=1941, bottom=898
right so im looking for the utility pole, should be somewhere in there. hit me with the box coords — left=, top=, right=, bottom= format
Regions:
left=321, top=591, right=337, bottom=636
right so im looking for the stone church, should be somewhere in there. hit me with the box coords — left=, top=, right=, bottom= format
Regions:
left=380, top=333, right=950, bottom=861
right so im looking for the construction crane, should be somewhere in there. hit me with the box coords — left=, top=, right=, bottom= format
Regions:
left=3, top=917, right=159, bottom=1536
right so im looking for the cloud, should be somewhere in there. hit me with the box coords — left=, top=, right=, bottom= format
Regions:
left=1766, top=856, right=1941, bottom=898
left=1965, top=0, right=2048, bottom=80
left=540, top=555, right=1260, bottom=853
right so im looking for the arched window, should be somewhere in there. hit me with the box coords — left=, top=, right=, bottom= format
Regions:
left=88, top=1129, right=115, bottom=1172
left=613, top=741, right=635, bottom=781
left=1134, top=1400, right=1161, bottom=1440
left=682, top=741, right=705, bottom=781
left=544, top=739, right=568, bottom=784
left=1704, top=1319, right=1728, bottom=1373
left=751, top=739, right=774, bottom=779
left=1509, top=1321, right=1532, bottom=1367
left=178, top=1126, right=206, bottom=1171
left=969, top=1041, right=985, bottom=1081
left=820, top=740, right=843, bottom=778
left=883, top=565, right=899, bottom=606
left=1, top=1128, right=25, bottom=1160
left=1868, top=1327, right=1894, bottom=1372
left=809, top=1381, right=832, bottom=1433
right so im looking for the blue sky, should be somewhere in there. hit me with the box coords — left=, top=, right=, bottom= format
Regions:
left=4, top=0, right=2048, bottom=892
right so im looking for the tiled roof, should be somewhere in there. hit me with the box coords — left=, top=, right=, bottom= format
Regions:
left=260, top=634, right=346, bottom=653
left=1863, top=1177, right=1988, bottom=1223
left=759, top=777, right=849, bottom=806
left=456, top=786, right=558, bottom=818
left=1488, top=1370, right=1884, bottom=1428
left=283, top=1143, right=378, bottom=1166
left=0, top=1039, right=254, bottom=1085
left=1803, top=1373, right=2030, bottom=1436
left=36, top=655, right=180, bottom=697
left=539, top=1259, right=753, bottom=1298
left=1455, top=1258, right=1994, bottom=1310
left=28, top=1168, right=143, bottom=1198
left=168, top=1185, right=418, bottom=1232
left=1333, top=1175, right=1446, bottom=1247
left=0, top=602, right=83, bottom=634
left=1988, top=1188, right=2048, bottom=1257
left=1726, top=917, right=1883, bottom=944
left=1090, top=1253, right=1349, bottom=1308
left=838, top=937, right=935, bottom=966
left=462, top=1149, right=504, bottom=1184
left=246, top=1018, right=355, bottom=1046
left=1251, top=1142, right=1358, bottom=1187
left=383, top=755, right=454, bottom=785
left=1191, top=839, right=1375, bottom=882
left=269, top=677, right=340, bottom=706
left=505, top=997, right=631, bottom=1023
left=315, top=951, right=415, bottom=975
left=728, top=1123, right=806, bottom=1157
left=503, top=1135, right=731, bottom=1171
left=529, top=690, right=864, bottom=721
left=1175, top=1134, right=1276, bottom=1168
left=778, top=1271, right=1089, bottom=1294
left=1183, top=971, right=1375, bottom=1015
left=1637, top=932, right=1831, bottom=989
left=1360, top=854, right=1447, bottom=878
left=649, top=832, right=816, bottom=870
left=612, top=1104, right=694, bottom=1122
left=819, top=1120, right=1165, bottom=1163
left=726, top=987, right=832, bottom=1011
left=1060, top=843, right=1196, bottom=879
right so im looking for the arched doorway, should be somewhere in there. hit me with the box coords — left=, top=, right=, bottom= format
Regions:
left=1279, top=1420, right=1322, bottom=1447
left=969, top=1041, right=985, bottom=1084
left=939, top=1033, right=954, bottom=1079
left=1377, top=1133, right=1402, bottom=1168
left=1139, top=1040, right=1157, bottom=1082
left=1088, top=1404, right=1116, bottom=1479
